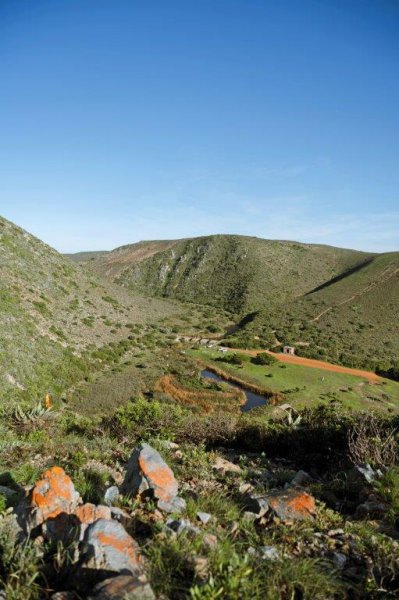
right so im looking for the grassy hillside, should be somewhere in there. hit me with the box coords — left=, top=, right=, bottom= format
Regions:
left=82, top=235, right=398, bottom=371
left=0, top=216, right=179, bottom=403
left=87, top=235, right=370, bottom=313
left=238, top=252, right=399, bottom=371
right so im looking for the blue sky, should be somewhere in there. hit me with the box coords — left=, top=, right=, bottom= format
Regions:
left=1, top=0, right=398, bottom=252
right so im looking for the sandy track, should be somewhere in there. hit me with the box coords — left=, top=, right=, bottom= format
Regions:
left=230, top=348, right=381, bottom=382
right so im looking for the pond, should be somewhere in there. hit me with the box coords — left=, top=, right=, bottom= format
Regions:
left=201, top=369, right=268, bottom=412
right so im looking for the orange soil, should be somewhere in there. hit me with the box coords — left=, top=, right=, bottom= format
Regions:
left=230, top=349, right=382, bottom=382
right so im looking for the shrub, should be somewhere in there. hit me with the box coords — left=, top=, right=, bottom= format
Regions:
left=348, top=415, right=397, bottom=468
left=251, top=352, right=277, bottom=366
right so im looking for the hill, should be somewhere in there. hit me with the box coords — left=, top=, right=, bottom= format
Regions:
left=0, top=216, right=179, bottom=402
left=84, top=235, right=371, bottom=312
left=81, top=235, right=399, bottom=371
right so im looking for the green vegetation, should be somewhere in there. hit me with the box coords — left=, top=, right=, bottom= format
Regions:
left=85, top=234, right=399, bottom=371
left=191, top=348, right=399, bottom=413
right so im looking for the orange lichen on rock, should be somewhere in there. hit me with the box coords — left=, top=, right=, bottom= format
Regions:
left=137, top=456, right=177, bottom=502
left=75, top=503, right=112, bottom=525
left=30, top=466, right=81, bottom=524
left=267, top=489, right=316, bottom=522
left=80, top=519, right=143, bottom=575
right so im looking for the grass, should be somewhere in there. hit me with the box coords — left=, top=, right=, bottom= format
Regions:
left=190, top=348, right=399, bottom=413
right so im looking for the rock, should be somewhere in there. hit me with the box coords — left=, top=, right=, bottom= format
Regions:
left=29, top=466, right=81, bottom=528
left=355, top=463, right=380, bottom=484
left=79, top=519, right=143, bottom=576
left=213, top=457, right=242, bottom=475
left=75, top=504, right=112, bottom=525
left=104, top=486, right=120, bottom=506
left=354, top=500, right=387, bottom=519
left=332, top=552, right=347, bottom=569
left=121, top=443, right=178, bottom=503
left=243, top=511, right=258, bottom=522
left=157, top=495, right=186, bottom=514
left=0, top=485, right=18, bottom=500
left=51, top=593, right=77, bottom=600
left=165, top=518, right=200, bottom=537
left=266, top=489, right=316, bottom=521
left=159, top=440, right=180, bottom=450
left=238, top=482, right=254, bottom=494
left=259, top=545, right=280, bottom=561
left=291, top=470, right=312, bottom=487
left=197, top=511, right=212, bottom=524
left=244, top=494, right=269, bottom=516
left=203, top=533, right=218, bottom=549
left=88, top=575, right=155, bottom=600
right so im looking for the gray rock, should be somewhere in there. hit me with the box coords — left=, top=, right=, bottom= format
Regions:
left=79, top=519, right=143, bottom=576
left=291, top=470, right=312, bottom=487
left=51, top=593, right=77, bottom=600
left=0, top=485, right=18, bottom=500
left=88, top=575, right=155, bottom=600
left=197, top=511, right=212, bottom=524
left=243, top=511, right=259, bottom=522
left=104, top=486, right=120, bottom=506
left=355, top=463, right=380, bottom=484
left=121, top=443, right=178, bottom=503
left=165, top=518, right=200, bottom=537
left=244, top=494, right=269, bottom=516
left=259, top=545, right=279, bottom=561
left=157, top=495, right=186, bottom=514
left=332, top=552, right=347, bottom=569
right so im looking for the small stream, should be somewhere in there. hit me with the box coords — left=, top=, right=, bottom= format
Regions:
left=201, top=369, right=268, bottom=412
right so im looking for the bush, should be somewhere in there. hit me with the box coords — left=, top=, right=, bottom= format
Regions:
left=251, top=352, right=277, bottom=366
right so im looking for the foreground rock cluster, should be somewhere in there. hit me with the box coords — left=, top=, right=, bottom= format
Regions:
left=2, top=442, right=319, bottom=599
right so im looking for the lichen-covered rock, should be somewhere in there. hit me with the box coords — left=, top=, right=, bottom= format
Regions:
left=266, top=489, right=316, bottom=521
left=79, top=518, right=143, bottom=576
left=75, top=503, right=112, bottom=525
left=88, top=575, right=155, bottom=600
left=29, top=466, right=81, bottom=527
left=121, top=443, right=178, bottom=503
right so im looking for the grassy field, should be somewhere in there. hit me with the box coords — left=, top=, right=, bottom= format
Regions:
left=190, top=348, right=399, bottom=413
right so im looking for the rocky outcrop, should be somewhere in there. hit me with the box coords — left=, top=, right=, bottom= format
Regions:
left=121, top=442, right=185, bottom=513
left=29, top=466, right=81, bottom=528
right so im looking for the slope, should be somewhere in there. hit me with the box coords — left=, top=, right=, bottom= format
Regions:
left=85, top=235, right=371, bottom=314
left=0, top=216, right=178, bottom=403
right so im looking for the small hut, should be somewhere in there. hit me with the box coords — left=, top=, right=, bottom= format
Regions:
left=283, top=345, right=295, bottom=355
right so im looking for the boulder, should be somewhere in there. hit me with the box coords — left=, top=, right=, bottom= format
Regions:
left=88, top=575, right=155, bottom=600
left=266, top=489, right=316, bottom=521
left=121, top=443, right=178, bottom=503
left=29, top=466, right=81, bottom=528
left=79, top=519, right=143, bottom=576
left=213, top=457, right=242, bottom=475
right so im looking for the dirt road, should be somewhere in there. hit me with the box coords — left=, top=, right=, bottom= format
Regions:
left=231, top=348, right=382, bottom=382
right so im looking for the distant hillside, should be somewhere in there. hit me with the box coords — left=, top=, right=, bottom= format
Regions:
left=87, top=235, right=371, bottom=313
left=83, top=235, right=399, bottom=371
left=0, top=217, right=177, bottom=402
left=65, top=250, right=109, bottom=263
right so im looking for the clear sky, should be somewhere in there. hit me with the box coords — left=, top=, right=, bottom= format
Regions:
left=1, top=0, right=398, bottom=253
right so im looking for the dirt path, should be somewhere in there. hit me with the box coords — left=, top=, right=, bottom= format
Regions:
left=229, top=348, right=382, bottom=382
